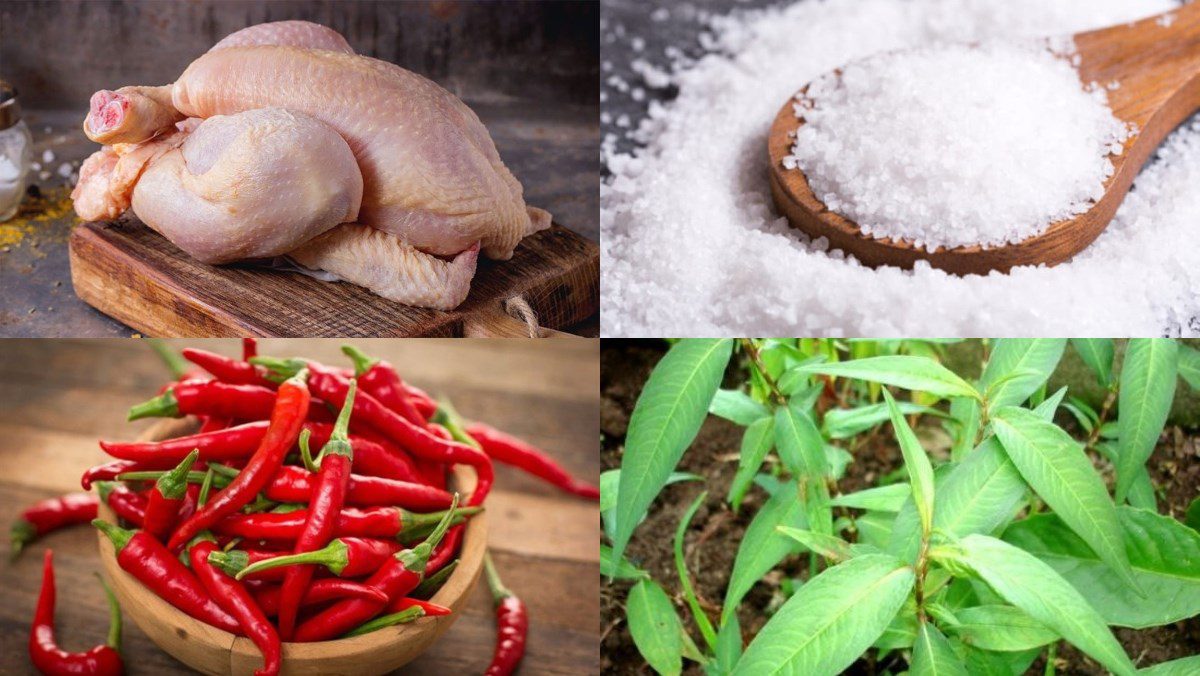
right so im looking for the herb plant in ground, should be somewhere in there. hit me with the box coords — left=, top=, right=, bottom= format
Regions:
left=602, top=338, right=1200, bottom=675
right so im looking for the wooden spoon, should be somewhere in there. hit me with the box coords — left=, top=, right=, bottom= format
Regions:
left=767, top=4, right=1200, bottom=275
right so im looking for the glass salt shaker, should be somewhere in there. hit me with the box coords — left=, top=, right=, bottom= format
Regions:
left=0, top=80, right=34, bottom=222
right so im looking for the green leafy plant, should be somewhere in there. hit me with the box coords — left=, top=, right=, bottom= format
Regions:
left=603, top=338, right=1200, bottom=675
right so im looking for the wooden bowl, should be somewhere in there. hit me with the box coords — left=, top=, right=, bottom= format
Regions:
left=96, top=418, right=487, bottom=675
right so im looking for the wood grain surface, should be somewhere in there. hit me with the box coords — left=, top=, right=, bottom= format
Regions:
left=0, top=339, right=599, bottom=675
left=69, top=222, right=599, bottom=337
left=767, top=3, right=1200, bottom=275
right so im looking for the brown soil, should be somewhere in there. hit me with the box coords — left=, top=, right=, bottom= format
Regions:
left=600, top=340, right=1200, bottom=675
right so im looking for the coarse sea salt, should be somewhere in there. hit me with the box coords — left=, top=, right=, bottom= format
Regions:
left=786, top=41, right=1132, bottom=250
left=601, top=0, right=1195, bottom=337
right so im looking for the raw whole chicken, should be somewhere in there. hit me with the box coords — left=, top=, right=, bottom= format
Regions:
left=72, top=20, right=550, bottom=310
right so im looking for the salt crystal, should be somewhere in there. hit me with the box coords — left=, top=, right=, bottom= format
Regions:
left=57, top=163, right=72, bottom=178
left=651, top=8, right=670, bottom=23
left=42, top=149, right=54, bottom=163
left=631, top=37, right=646, bottom=52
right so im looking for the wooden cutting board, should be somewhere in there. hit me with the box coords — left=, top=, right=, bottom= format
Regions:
left=68, top=218, right=598, bottom=337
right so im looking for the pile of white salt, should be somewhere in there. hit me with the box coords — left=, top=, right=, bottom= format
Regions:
left=601, top=0, right=1195, bottom=336
left=786, top=41, right=1132, bottom=250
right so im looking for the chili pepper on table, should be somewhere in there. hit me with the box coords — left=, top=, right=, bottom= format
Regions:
left=465, top=422, right=600, bottom=501
left=483, top=553, right=528, bottom=676
left=251, top=359, right=493, bottom=507
left=91, top=519, right=241, bottom=634
left=166, top=370, right=311, bottom=552
left=411, top=559, right=458, bottom=599
left=274, top=380, right=358, bottom=640
left=183, top=348, right=272, bottom=387
left=251, top=578, right=389, bottom=616
left=11, top=493, right=99, bottom=559
left=341, top=345, right=425, bottom=425
left=212, top=505, right=480, bottom=543
left=95, top=483, right=147, bottom=527
left=142, top=450, right=199, bottom=540
left=291, top=494, right=460, bottom=642
left=127, top=381, right=280, bottom=422
left=30, top=550, right=125, bottom=676
left=386, top=596, right=452, bottom=617
left=189, top=535, right=279, bottom=676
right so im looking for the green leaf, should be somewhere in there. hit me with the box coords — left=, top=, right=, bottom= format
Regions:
left=951, top=640, right=1040, bottom=676
left=931, top=534, right=1135, bottom=676
left=822, top=401, right=944, bottom=440
left=1003, top=507, right=1200, bottom=628
left=1116, top=338, right=1178, bottom=503
left=981, top=339, right=1067, bottom=410
left=627, top=579, right=684, bottom=676
left=774, top=403, right=827, bottom=478
left=710, top=389, right=769, bottom=426
left=1178, top=344, right=1200, bottom=391
left=1186, top=497, right=1200, bottom=533
left=776, top=526, right=853, bottom=562
left=857, top=511, right=897, bottom=550
left=732, top=555, right=915, bottom=676
left=728, top=417, right=774, bottom=512
left=911, top=621, right=969, bottom=676
left=946, top=605, right=1058, bottom=651
left=675, top=492, right=717, bottom=651
left=873, top=599, right=919, bottom=651
left=990, top=406, right=1140, bottom=594
left=601, top=544, right=649, bottom=580
left=1071, top=338, right=1115, bottom=387
left=948, top=397, right=982, bottom=462
left=722, top=481, right=807, bottom=624
left=711, top=614, right=742, bottom=675
left=793, top=356, right=980, bottom=401
left=883, top=389, right=935, bottom=536
left=1032, top=386, right=1068, bottom=421
left=613, top=339, right=733, bottom=565
left=603, top=470, right=703, bottom=544
left=1138, top=656, right=1200, bottom=676
left=830, top=483, right=912, bottom=512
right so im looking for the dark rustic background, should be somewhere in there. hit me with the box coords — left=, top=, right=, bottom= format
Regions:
left=0, top=0, right=599, bottom=337
left=3, top=0, right=599, bottom=108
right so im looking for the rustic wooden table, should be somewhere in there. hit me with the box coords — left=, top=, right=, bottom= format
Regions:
left=0, top=339, right=599, bottom=674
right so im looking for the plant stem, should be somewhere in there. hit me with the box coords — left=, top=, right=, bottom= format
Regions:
left=739, top=339, right=786, bottom=407
left=1085, top=388, right=1118, bottom=451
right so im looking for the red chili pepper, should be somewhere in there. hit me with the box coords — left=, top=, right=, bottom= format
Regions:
left=189, top=536, right=279, bottom=676
left=427, top=526, right=463, bottom=576
left=341, top=345, right=424, bottom=425
left=92, top=519, right=241, bottom=633
left=304, top=422, right=423, bottom=484
left=11, top=493, right=98, bottom=559
left=95, top=483, right=147, bottom=527
left=183, top=348, right=272, bottom=387
left=251, top=359, right=492, bottom=507
left=99, top=421, right=270, bottom=464
left=263, top=466, right=453, bottom=511
left=228, top=537, right=401, bottom=579
left=275, top=380, right=358, bottom=640
left=291, top=494, right=460, bottom=642
left=385, top=596, right=452, bottom=617
left=142, top=450, right=199, bottom=540
left=127, top=381, right=280, bottom=421
left=167, top=370, right=310, bottom=552
left=206, top=547, right=294, bottom=582
left=82, top=460, right=160, bottom=490
left=403, top=384, right=438, bottom=419
left=483, top=553, right=527, bottom=676
left=243, top=338, right=258, bottom=361
left=213, top=505, right=479, bottom=542
left=466, top=422, right=600, bottom=500
left=251, top=578, right=389, bottom=616
left=30, top=550, right=124, bottom=676
left=411, top=559, right=458, bottom=599
left=342, top=606, right=425, bottom=638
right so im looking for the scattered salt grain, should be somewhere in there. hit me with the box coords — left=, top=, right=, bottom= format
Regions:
left=601, top=0, right=1193, bottom=337
left=786, top=41, right=1132, bottom=250
left=631, top=36, right=646, bottom=52
left=651, top=8, right=670, bottom=23
left=41, top=149, right=54, bottom=164
left=56, top=163, right=72, bottom=178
